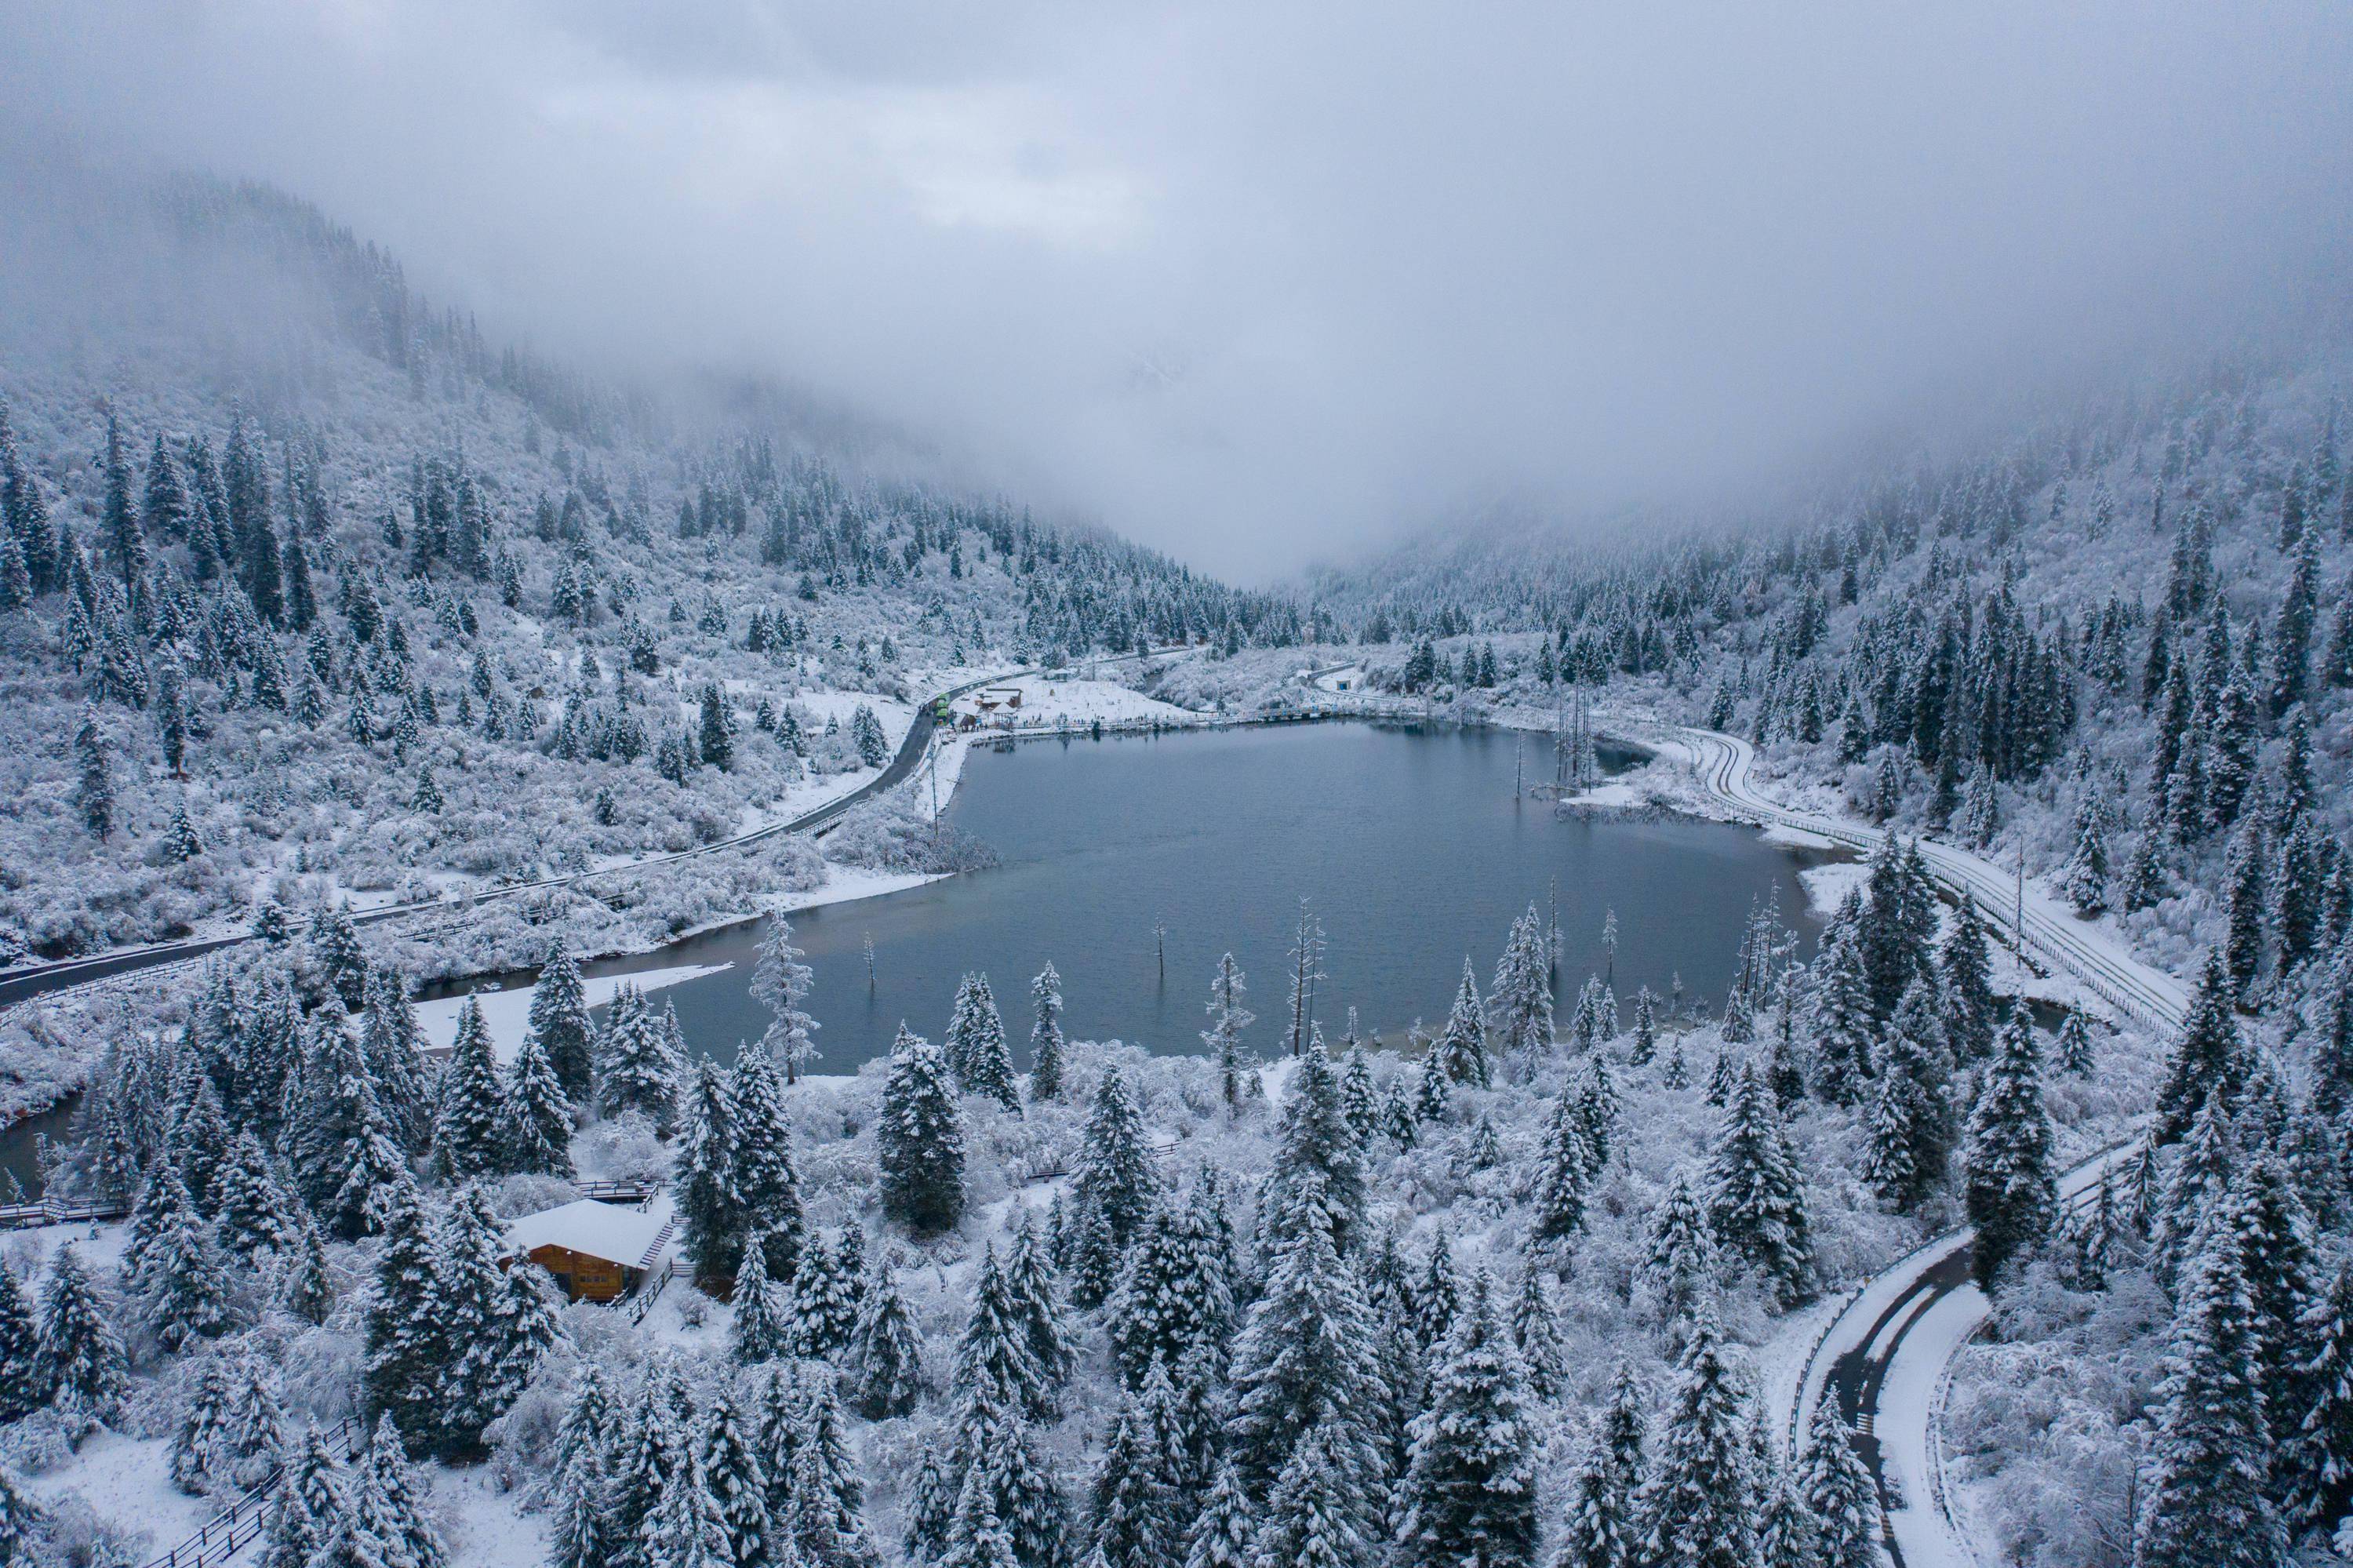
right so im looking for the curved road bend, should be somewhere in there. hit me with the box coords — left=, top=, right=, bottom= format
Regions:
left=1618, top=721, right=2185, bottom=1568
left=0, top=669, right=1014, bottom=1012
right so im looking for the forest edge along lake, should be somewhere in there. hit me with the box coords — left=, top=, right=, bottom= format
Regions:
left=2, top=720, right=1835, bottom=1195
left=431, top=721, right=1831, bottom=1073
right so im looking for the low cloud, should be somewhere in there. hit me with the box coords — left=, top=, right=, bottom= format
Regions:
left=6, top=1, right=2351, bottom=579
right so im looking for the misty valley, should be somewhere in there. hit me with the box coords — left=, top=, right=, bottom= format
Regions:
left=3, top=13, right=2353, bottom=1568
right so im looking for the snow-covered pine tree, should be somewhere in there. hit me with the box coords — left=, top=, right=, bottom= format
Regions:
left=729, top=1041, right=806, bottom=1284
left=1635, top=1309, right=1757, bottom=1568
left=352, top=1412, right=444, bottom=1568
left=1201, top=953, right=1254, bottom=1115
left=288, top=1017, right=411, bottom=1242
left=1262, top=1035, right=1368, bottom=1257
left=1075, top=1064, right=1160, bottom=1251
left=878, top=1024, right=966, bottom=1235
left=1489, top=905, right=1555, bottom=1071
left=2234, top=1152, right=2323, bottom=1461
left=224, top=1355, right=288, bottom=1488
left=1639, top=1169, right=1720, bottom=1330
left=2293, top=1257, right=2353, bottom=1531
left=505, top=1021, right=576, bottom=1177
left=2135, top=1202, right=2286, bottom=1568
left=35, top=1242, right=127, bottom=1423
left=1530, top=1087, right=1595, bottom=1246
left=0, top=1256, right=41, bottom=1422
left=1756, top=1468, right=1821, bottom=1568
left=1507, top=1268, right=1565, bottom=1401
left=1109, top=1199, right=1228, bottom=1387
left=1339, top=1046, right=1379, bottom=1148
left=609, top=1362, right=691, bottom=1568
left=435, top=1184, right=564, bottom=1459
left=1705, top=1063, right=1817, bottom=1308
left=1180, top=1460, right=1254, bottom=1568
left=1247, top=1419, right=1367, bottom=1568
left=956, top=1243, right=1049, bottom=1421
left=548, top=1366, right=616, bottom=1568
left=278, top=1213, right=335, bottom=1326
left=432, top=997, right=508, bottom=1181
left=1806, top=898, right=1875, bottom=1108
left=1225, top=1182, right=1385, bottom=1530
left=2120, top=827, right=2169, bottom=913
left=172, top=1353, right=235, bottom=1493
left=1393, top=1270, right=1540, bottom=1568
left=2223, top=819, right=2268, bottom=999
left=652, top=1440, right=738, bottom=1568
left=259, top=1424, right=347, bottom=1568
left=750, top=919, right=821, bottom=1084
left=955, top=975, right=1019, bottom=1112
left=676, top=1060, right=746, bottom=1287
left=213, top=1129, right=296, bottom=1257
left=1089, top=1384, right=1177, bottom=1568
left=362, top=1181, right=444, bottom=1447
left=2057, top=797, right=2111, bottom=915
left=1940, top=892, right=1997, bottom=1066
left=359, top=967, right=435, bottom=1152
left=1861, top=978, right=1954, bottom=1211
left=1030, top=961, right=1067, bottom=1103
left=698, top=1386, right=773, bottom=1568
left=787, top=1231, right=861, bottom=1359
left=1433, top=958, right=1491, bottom=1086
left=74, top=703, right=115, bottom=838
left=1415, top=1040, right=1453, bottom=1122
left=1552, top=1362, right=1644, bottom=1568
left=940, top=1464, right=1020, bottom=1568
left=1962, top=1010, right=2057, bottom=1291
left=847, top=1253, right=926, bottom=1419
left=1798, top=1396, right=1878, bottom=1568
left=527, top=946, right=598, bottom=1101
left=2153, top=950, right=2250, bottom=1145
left=2053, top=1006, right=2096, bottom=1076
left=136, top=1166, right=235, bottom=1351
left=1007, top=1213, right=1075, bottom=1404
left=730, top=1239, right=793, bottom=1365
left=597, top=984, right=682, bottom=1132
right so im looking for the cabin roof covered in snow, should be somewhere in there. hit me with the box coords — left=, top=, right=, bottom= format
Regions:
left=505, top=1198, right=671, bottom=1271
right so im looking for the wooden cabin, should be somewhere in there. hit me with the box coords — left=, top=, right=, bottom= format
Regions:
left=505, top=1197, right=672, bottom=1303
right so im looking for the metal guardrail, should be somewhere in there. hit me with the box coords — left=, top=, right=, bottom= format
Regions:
left=140, top=1416, right=365, bottom=1568
left=0, top=1199, right=131, bottom=1232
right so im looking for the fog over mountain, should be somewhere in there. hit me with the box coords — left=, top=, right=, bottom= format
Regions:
left=6, top=1, right=2353, bottom=578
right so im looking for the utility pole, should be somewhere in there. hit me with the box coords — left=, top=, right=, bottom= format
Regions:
left=2015, top=844, right=2026, bottom=955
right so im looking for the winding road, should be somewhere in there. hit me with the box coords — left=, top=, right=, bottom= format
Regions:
left=0, top=669, right=1014, bottom=1013
left=1627, top=722, right=2186, bottom=1568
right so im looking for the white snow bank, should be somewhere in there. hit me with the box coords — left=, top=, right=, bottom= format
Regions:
left=414, top=867, right=944, bottom=1060
left=416, top=964, right=729, bottom=1060
left=951, top=675, right=1201, bottom=730
left=1798, top=861, right=1868, bottom=915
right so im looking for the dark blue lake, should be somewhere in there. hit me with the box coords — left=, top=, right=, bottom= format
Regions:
left=587, top=721, right=1828, bottom=1072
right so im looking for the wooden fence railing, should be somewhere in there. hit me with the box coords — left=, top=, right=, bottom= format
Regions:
left=139, top=1417, right=366, bottom=1568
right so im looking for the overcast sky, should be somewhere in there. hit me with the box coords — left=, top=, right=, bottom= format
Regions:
left=7, top=2, right=2352, bottom=580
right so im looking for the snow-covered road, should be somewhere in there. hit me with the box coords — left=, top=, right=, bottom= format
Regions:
left=1620, top=721, right=2186, bottom=1568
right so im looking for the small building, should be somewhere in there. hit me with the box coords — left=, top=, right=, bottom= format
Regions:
left=980, top=686, right=1024, bottom=710
left=506, top=1197, right=672, bottom=1302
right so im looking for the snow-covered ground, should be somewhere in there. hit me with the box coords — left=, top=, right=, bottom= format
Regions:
left=947, top=675, right=1205, bottom=732
left=411, top=866, right=945, bottom=1057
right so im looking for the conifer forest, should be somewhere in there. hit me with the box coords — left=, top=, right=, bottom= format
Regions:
left=5, top=9, right=2353, bottom=1568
